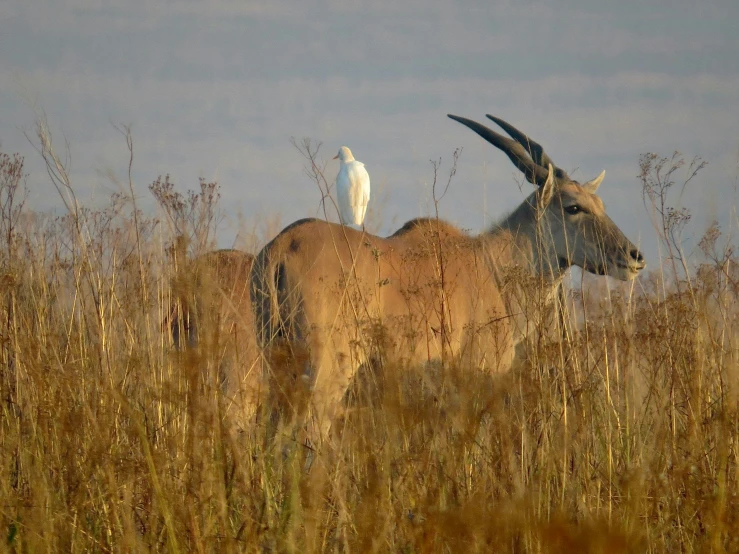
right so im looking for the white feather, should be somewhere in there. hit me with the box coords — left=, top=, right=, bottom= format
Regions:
left=334, top=146, right=370, bottom=226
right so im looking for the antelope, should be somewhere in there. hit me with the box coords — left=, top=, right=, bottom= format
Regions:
left=251, top=114, right=646, bottom=446
left=169, top=249, right=264, bottom=428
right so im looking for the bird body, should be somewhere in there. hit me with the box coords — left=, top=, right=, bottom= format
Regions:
left=334, top=146, right=370, bottom=227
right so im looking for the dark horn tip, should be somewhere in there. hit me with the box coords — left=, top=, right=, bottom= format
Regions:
left=447, top=114, right=473, bottom=125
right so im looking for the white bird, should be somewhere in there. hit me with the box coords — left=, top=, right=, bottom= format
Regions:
left=333, top=146, right=370, bottom=227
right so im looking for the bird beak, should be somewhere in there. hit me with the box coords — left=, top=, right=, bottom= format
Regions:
left=333, top=155, right=339, bottom=160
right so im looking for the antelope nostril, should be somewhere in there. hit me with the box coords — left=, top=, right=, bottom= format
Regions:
left=630, top=249, right=644, bottom=263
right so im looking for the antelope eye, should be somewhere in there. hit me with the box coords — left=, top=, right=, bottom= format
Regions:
left=565, top=205, right=583, bottom=215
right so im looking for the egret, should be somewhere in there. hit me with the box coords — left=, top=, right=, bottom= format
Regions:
left=333, top=146, right=370, bottom=227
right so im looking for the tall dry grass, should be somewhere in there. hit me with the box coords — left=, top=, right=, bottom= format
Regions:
left=0, top=130, right=737, bottom=553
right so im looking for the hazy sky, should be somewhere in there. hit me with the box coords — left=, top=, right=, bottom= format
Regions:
left=2, top=0, right=738, bottom=262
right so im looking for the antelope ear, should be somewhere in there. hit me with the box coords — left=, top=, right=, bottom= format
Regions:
left=537, top=163, right=555, bottom=210
left=582, top=170, right=605, bottom=193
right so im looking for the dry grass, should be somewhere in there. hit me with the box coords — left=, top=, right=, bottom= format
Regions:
left=0, top=138, right=738, bottom=553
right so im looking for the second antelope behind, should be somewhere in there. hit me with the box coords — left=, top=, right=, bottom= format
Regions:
left=251, top=113, right=646, bottom=448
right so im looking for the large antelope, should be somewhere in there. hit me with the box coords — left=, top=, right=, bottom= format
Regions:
left=169, top=249, right=264, bottom=428
left=251, top=114, right=645, bottom=446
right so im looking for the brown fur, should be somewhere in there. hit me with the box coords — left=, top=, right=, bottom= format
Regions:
left=170, top=249, right=264, bottom=427
left=252, top=216, right=559, bottom=443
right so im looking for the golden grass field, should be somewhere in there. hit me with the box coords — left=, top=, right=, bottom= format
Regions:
left=0, top=136, right=737, bottom=553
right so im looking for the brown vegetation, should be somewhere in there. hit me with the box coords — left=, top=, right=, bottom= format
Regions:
left=0, top=132, right=737, bottom=553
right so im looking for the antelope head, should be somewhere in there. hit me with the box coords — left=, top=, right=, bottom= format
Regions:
left=448, top=114, right=646, bottom=281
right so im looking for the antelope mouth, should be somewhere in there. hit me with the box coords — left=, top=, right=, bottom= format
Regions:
left=585, top=260, right=643, bottom=279
left=617, top=261, right=646, bottom=273
left=613, top=260, right=646, bottom=281
left=582, top=257, right=646, bottom=280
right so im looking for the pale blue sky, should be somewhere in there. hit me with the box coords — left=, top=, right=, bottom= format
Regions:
left=2, top=0, right=738, bottom=263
